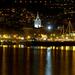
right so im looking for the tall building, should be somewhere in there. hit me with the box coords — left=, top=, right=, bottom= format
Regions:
left=34, top=12, right=41, bottom=28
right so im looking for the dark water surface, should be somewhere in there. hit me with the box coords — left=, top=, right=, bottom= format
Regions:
left=0, top=45, right=75, bottom=75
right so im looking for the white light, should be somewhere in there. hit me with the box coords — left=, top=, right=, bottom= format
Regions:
left=48, top=26, right=52, bottom=30
left=34, top=24, right=39, bottom=28
left=21, top=37, right=24, bottom=40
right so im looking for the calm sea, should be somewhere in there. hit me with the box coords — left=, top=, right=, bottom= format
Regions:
left=0, top=45, right=75, bottom=75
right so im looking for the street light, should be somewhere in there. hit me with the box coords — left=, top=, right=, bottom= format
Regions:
left=47, top=26, right=52, bottom=30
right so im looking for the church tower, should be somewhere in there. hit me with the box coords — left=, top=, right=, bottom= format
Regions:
left=34, top=12, right=41, bottom=28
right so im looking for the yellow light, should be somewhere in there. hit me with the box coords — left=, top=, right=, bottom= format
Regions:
left=3, top=45, right=8, bottom=48
left=56, top=47, right=58, bottom=50
left=73, top=46, right=75, bottom=51
left=0, top=40, right=3, bottom=42
left=65, top=46, right=69, bottom=50
left=73, top=33, right=75, bottom=36
left=53, top=46, right=55, bottom=49
left=18, top=36, right=24, bottom=40
left=61, top=35, right=64, bottom=38
left=13, top=35, right=17, bottom=38
left=3, top=34, right=8, bottom=38
left=27, top=35, right=31, bottom=39
left=40, top=46, right=44, bottom=49
left=61, top=46, right=64, bottom=50
left=27, top=47, right=30, bottom=49
left=19, top=45, right=21, bottom=48
left=41, top=34, right=47, bottom=40
left=56, top=37, right=58, bottom=39
left=18, top=36, right=21, bottom=39
left=53, top=34, right=55, bottom=36
left=13, top=45, right=17, bottom=48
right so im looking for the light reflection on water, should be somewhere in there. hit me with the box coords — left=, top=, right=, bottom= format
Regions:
left=2, top=45, right=6, bottom=75
left=0, top=45, right=75, bottom=75
left=45, top=48, right=52, bottom=75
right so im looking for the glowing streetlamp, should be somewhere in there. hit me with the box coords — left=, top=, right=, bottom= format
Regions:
left=47, top=26, right=52, bottom=30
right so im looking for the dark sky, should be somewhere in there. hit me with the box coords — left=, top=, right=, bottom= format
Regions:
left=0, top=0, right=74, bottom=15
left=0, top=0, right=64, bottom=14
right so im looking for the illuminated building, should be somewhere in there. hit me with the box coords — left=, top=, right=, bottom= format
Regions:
left=34, top=12, right=41, bottom=28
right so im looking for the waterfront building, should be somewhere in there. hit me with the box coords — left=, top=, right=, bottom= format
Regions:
left=34, top=12, right=41, bottom=28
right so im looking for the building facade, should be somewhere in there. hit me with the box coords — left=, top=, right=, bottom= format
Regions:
left=34, top=13, right=41, bottom=28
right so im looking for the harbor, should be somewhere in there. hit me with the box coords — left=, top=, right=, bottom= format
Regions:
left=0, top=1, right=75, bottom=75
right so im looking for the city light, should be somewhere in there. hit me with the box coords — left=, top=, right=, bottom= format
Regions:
left=3, top=34, right=9, bottom=38
left=47, top=26, right=52, bottom=30
left=47, top=25, right=52, bottom=30
left=0, top=1, right=75, bottom=75
left=41, top=34, right=47, bottom=41
left=0, top=1, right=74, bottom=43
left=27, top=35, right=31, bottom=40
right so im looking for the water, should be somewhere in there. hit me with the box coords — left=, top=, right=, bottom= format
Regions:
left=0, top=45, right=75, bottom=75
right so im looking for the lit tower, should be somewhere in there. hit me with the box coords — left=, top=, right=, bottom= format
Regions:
left=34, top=12, right=41, bottom=28
left=66, top=20, right=73, bottom=39
left=66, top=20, right=73, bottom=34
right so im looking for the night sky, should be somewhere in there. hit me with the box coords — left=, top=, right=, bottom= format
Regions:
left=0, top=0, right=74, bottom=15
left=0, top=0, right=68, bottom=14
